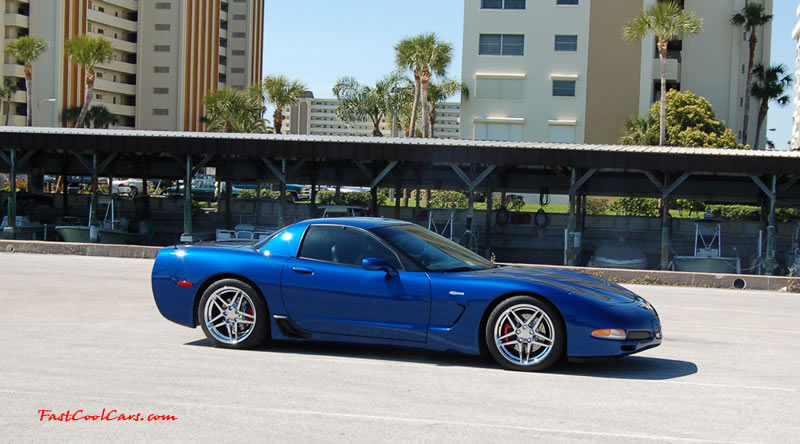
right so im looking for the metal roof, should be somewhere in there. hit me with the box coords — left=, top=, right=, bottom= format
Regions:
left=1, top=125, right=799, bottom=175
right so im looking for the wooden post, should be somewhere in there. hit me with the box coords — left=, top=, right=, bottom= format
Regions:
left=766, top=175, right=777, bottom=275
left=660, top=174, right=671, bottom=270
left=225, top=178, right=233, bottom=229
left=279, top=159, right=286, bottom=227
left=394, top=179, right=401, bottom=219
left=309, top=164, right=318, bottom=219
left=567, top=168, right=577, bottom=266
left=485, top=180, right=493, bottom=258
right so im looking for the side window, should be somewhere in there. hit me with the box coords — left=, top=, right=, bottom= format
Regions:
left=299, top=226, right=401, bottom=269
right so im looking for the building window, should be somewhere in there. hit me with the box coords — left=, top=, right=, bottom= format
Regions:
left=155, top=24, right=171, bottom=31
left=549, top=125, right=576, bottom=143
left=554, top=35, right=578, bottom=51
left=232, top=32, right=246, bottom=38
left=96, top=94, right=102, bottom=99
left=154, top=45, right=170, bottom=52
left=556, top=0, right=579, bottom=5
left=474, top=123, right=523, bottom=141
left=153, top=108, right=169, bottom=116
left=233, top=14, right=246, bottom=20
left=479, top=34, right=524, bottom=56
left=481, top=0, right=525, bottom=9
left=153, top=87, right=169, bottom=94
left=154, top=66, right=170, bottom=73
left=476, top=78, right=524, bottom=100
left=97, top=28, right=104, bottom=34
left=155, top=2, right=171, bottom=10
left=552, top=80, right=576, bottom=96
left=232, top=49, right=245, bottom=56
left=231, top=67, right=245, bottom=73
left=98, top=6, right=104, bottom=12
left=96, top=72, right=103, bottom=78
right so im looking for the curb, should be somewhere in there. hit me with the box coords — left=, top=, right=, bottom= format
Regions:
left=0, top=239, right=161, bottom=259
left=508, top=263, right=799, bottom=292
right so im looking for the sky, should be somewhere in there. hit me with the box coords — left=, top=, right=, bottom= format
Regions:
left=263, top=0, right=796, bottom=148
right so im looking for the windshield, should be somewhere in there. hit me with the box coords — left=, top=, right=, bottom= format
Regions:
left=372, top=224, right=493, bottom=272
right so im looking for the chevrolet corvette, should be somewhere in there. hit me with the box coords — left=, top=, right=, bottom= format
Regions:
left=152, top=218, right=661, bottom=371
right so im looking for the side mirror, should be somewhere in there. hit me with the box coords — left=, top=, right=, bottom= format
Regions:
left=362, top=257, right=398, bottom=279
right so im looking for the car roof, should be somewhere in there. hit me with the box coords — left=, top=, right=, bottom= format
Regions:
left=295, top=217, right=412, bottom=230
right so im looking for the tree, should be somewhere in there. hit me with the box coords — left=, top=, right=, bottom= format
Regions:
left=65, top=35, right=114, bottom=128
left=0, top=78, right=19, bottom=126
left=4, top=36, right=47, bottom=126
left=86, top=104, right=119, bottom=128
left=731, top=3, right=772, bottom=147
left=202, top=87, right=267, bottom=133
left=751, top=63, right=792, bottom=150
left=621, top=90, right=743, bottom=148
left=619, top=115, right=657, bottom=145
left=426, top=79, right=468, bottom=138
left=395, top=33, right=454, bottom=138
left=624, top=1, right=703, bottom=145
left=261, top=75, right=306, bottom=134
left=332, top=72, right=408, bottom=137
left=60, top=106, right=83, bottom=127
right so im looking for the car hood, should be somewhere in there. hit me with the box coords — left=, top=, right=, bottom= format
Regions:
left=472, top=265, right=639, bottom=304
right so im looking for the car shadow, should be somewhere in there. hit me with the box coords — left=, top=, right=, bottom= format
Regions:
left=184, top=339, right=697, bottom=380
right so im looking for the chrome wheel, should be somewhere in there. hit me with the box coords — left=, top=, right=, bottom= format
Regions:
left=203, top=286, right=257, bottom=345
left=493, top=303, right=555, bottom=366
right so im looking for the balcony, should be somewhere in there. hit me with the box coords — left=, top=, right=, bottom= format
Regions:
left=88, top=32, right=136, bottom=53
left=11, top=90, right=26, bottom=103
left=3, top=63, right=25, bottom=77
left=103, top=60, right=136, bottom=75
left=4, top=14, right=29, bottom=28
left=218, top=64, right=226, bottom=74
left=94, top=79, right=136, bottom=96
left=652, top=58, right=680, bottom=82
left=103, top=102, right=135, bottom=116
left=87, top=9, right=137, bottom=32
left=103, top=0, right=137, bottom=11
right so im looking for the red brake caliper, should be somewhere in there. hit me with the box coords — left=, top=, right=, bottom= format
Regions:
left=503, top=322, right=514, bottom=347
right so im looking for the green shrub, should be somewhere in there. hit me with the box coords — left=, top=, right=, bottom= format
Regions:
left=237, top=189, right=257, bottom=199
left=610, top=197, right=659, bottom=217
left=673, top=199, right=706, bottom=217
left=429, top=190, right=469, bottom=209
left=705, top=204, right=760, bottom=221
left=585, top=197, right=611, bottom=215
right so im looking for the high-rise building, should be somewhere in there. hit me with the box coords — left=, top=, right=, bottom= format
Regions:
left=460, top=0, right=773, bottom=147
left=282, top=95, right=461, bottom=139
left=793, top=3, right=800, bottom=150
left=0, top=0, right=264, bottom=131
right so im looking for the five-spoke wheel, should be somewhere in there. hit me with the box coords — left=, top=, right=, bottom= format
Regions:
left=198, top=279, right=268, bottom=349
left=485, top=295, right=564, bottom=371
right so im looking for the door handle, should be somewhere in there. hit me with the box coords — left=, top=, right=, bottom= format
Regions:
left=292, top=266, right=314, bottom=274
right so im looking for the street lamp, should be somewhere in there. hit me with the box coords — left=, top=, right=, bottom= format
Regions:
left=37, top=98, right=56, bottom=127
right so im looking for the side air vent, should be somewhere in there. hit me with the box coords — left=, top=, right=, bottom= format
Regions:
left=273, top=315, right=312, bottom=339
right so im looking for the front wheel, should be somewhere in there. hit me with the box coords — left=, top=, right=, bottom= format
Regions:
left=485, top=295, right=565, bottom=371
left=198, top=279, right=269, bottom=349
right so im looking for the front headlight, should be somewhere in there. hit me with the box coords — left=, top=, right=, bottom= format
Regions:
left=591, top=329, right=627, bottom=340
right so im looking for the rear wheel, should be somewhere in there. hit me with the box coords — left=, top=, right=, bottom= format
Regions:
left=198, top=279, right=269, bottom=349
left=485, top=295, right=564, bottom=372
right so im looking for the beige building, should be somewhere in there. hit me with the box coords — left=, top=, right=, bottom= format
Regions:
left=282, top=95, right=461, bottom=139
left=793, top=3, right=800, bottom=150
left=1, top=0, right=264, bottom=131
left=460, top=0, right=773, bottom=146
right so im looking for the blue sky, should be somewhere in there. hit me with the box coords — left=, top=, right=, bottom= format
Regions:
left=263, top=0, right=795, bottom=148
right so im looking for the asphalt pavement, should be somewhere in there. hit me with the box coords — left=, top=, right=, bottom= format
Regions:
left=1, top=253, right=798, bottom=442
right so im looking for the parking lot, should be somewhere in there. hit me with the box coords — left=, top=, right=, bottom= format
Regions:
left=1, top=253, right=798, bottom=442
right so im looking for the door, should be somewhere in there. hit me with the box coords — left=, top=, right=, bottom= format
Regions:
left=281, top=225, right=431, bottom=342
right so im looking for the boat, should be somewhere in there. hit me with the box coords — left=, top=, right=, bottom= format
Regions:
left=587, top=239, right=648, bottom=269
left=1, top=216, right=52, bottom=240
left=671, top=213, right=741, bottom=274
left=215, top=216, right=277, bottom=242
left=55, top=196, right=140, bottom=244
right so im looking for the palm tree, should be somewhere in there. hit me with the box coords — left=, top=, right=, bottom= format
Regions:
left=395, top=33, right=454, bottom=138
left=261, top=75, right=306, bottom=134
left=332, top=72, right=407, bottom=137
left=4, top=36, right=47, bottom=126
left=427, top=79, right=468, bottom=138
left=86, top=104, right=119, bottom=128
left=731, top=3, right=772, bottom=147
left=203, top=87, right=267, bottom=133
left=60, top=105, right=83, bottom=127
left=751, top=63, right=792, bottom=150
left=619, top=115, right=657, bottom=145
left=0, top=78, right=19, bottom=126
left=624, top=1, right=703, bottom=146
left=65, top=35, right=113, bottom=128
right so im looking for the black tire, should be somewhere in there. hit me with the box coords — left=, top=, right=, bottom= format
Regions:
left=484, top=295, right=565, bottom=372
left=197, top=278, right=269, bottom=349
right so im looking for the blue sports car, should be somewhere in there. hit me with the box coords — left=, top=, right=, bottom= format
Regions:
left=152, top=218, right=661, bottom=372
